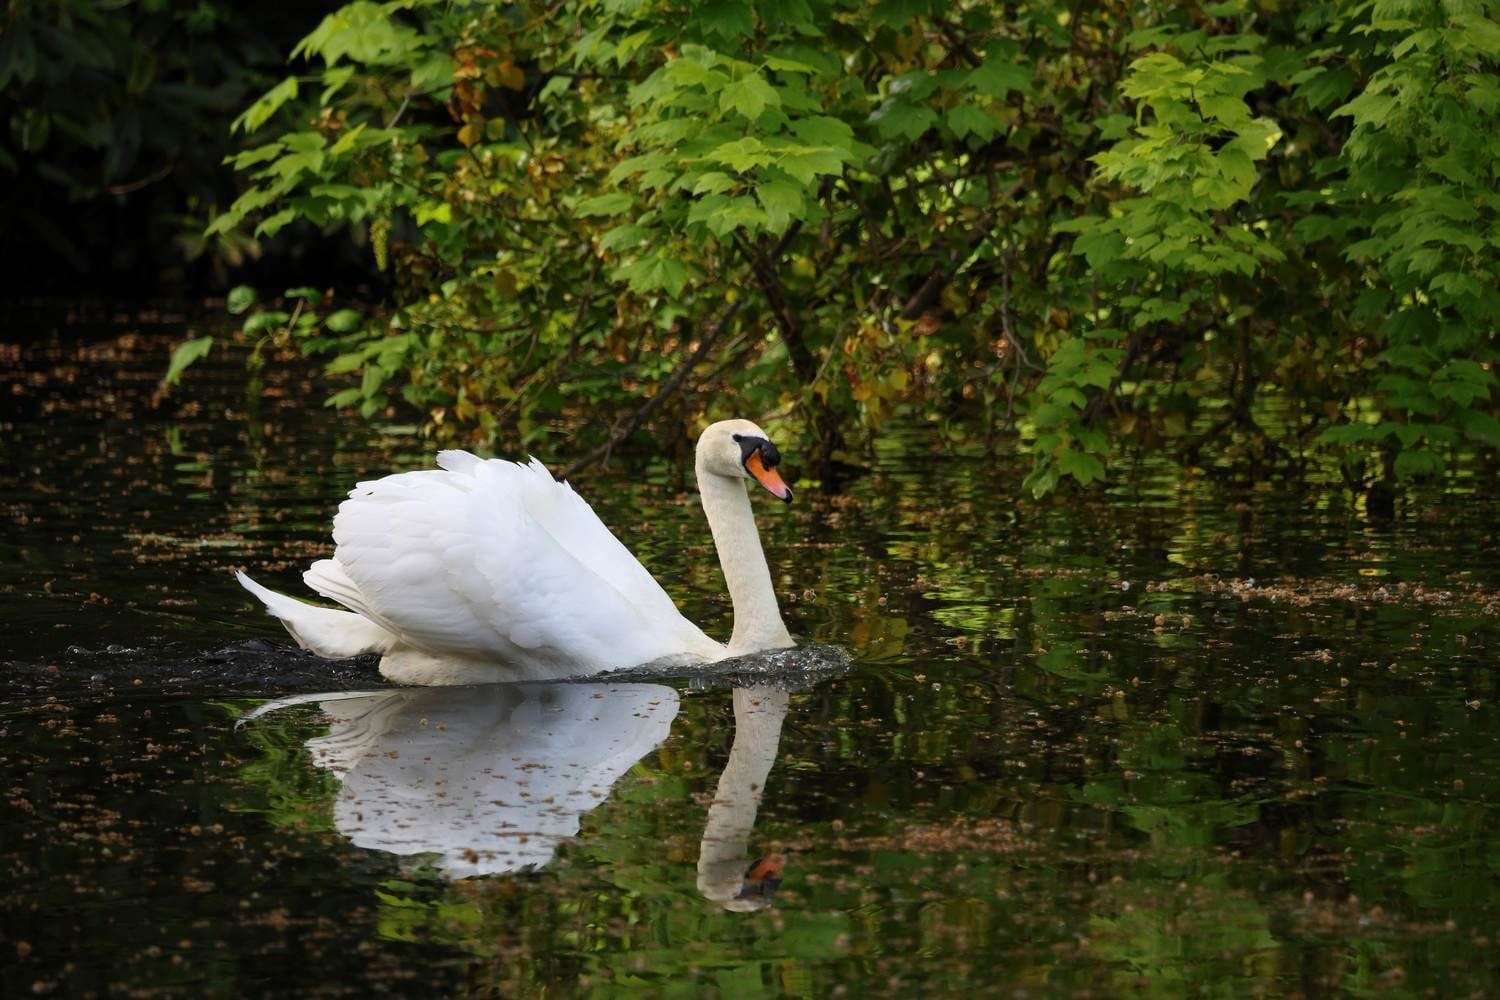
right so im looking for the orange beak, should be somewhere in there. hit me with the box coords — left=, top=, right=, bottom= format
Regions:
left=745, top=450, right=792, bottom=503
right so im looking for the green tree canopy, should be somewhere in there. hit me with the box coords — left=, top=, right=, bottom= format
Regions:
left=205, top=0, right=1499, bottom=491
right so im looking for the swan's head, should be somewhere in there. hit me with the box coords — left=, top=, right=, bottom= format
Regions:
left=698, top=419, right=792, bottom=503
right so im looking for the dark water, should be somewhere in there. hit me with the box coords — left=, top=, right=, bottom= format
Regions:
left=4, top=320, right=1500, bottom=997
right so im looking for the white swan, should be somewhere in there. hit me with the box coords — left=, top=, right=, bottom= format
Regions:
left=236, top=418, right=796, bottom=684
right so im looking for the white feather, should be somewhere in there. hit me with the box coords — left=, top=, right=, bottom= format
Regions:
left=235, top=570, right=396, bottom=659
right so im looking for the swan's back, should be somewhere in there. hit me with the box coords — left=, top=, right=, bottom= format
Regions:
left=321, top=452, right=721, bottom=673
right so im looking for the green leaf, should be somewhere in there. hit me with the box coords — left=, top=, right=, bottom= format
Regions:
left=695, top=0, right=756, bottom=39
left=1223, top=118, right=1282, bottom=161
left=706, top=196, right=768, bottom=236
left=870, top=101, right=936, bottom=141
left=228, top=142, right=285, bottom=171
left=1462, top=411, right=1500, bottom=448
left=1448, top=14, right=1500, bottom=56
left=1057, top=449, right=1106, bottom=485
left=360, top=364, right=385, bottom=399
left=687, top=193, right=731, bottom=228
left=764, top=55, right=817, bottom=74
left=414, top=201, right=452, bottom=226
left=872, top=0, right=933, bottom=29
left=295, top=2, right=426, bottom=66
left=691, top=172, right=737, bottom=195
left=577, top=192, right=634, bottom=217
left=756, top=179, right=804, bottom=233
left=227, top=285, right=258, bottom=315
left=1073, top=230, right=1126, bottom=270
left=665, top=57, right=728, bottom=92
left=707, top=137, right=772, bottom=171
left=1294, top=66, right=1356, bottom=110
left=779, top=147, right=846, bottom=183
left=599, top=223, right=649, bottom=252
left=244, top=311, right=290, bottom=335
left=232, top=76, right=298, bottom=135
left=620, top=251, right=691, bottom=296
left=889, top=70, right=937, bottom=101
left=965, top=59, right=1028, bottom=97
left=325, top=309, right=363, bottom=333
left=788, top=116, right=855, bottom=149
left=870, top=101, right=938, bottom=141
left=1051, top=386, right=1087, bottom=409
left=1198, top=94, right=1249, bottom=125
left=255, top=208, right=298, bottom=237
left=1333, top=89, right=1394, bottom=126
left=329, top=122, right=369, bottom=157
left=326, top=351, right=368, bottom=374
left=1023, top=465, right=1060, bottom=498
left=719, top=74, right=780, bottom=120
left=162, top=336, right=214, bottom=387
left=320, top=65, right=356, bottom=105
left=1217, top=146, right=1258, bottom=198
left=1393, top=447, right=1442, bottom=478
left=760, top=0, right=816, bottom=34
left=948, top=103, right=1000, bottom=140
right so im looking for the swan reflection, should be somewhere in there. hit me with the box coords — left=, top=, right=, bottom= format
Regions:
left=249, top=682, right=678, bottom=877
left=245, top=677, right=795, bottom=907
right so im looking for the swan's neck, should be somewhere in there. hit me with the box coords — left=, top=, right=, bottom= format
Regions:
left=697, top=462, right=793, bottom=654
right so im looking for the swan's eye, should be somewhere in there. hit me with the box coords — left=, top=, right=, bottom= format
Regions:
left=736, top=434, right=775, bottom=468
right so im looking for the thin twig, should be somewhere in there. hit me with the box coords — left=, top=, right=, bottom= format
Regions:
left=385, top=83, right=452, bottom=128
left=105, top=164, right=173, bottom=196
left=386, top=92, right=414, bottom=129
left=932, top=17, right=984, bottom=68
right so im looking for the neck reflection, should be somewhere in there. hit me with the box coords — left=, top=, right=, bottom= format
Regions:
left=697, top=686, right=791, bottom=912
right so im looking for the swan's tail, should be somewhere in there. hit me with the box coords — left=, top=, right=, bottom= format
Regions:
left=235, top=571, right=397, bottom=659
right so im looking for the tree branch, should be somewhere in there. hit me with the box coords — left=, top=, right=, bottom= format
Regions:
left=737, top=231, right=818, bottom=385
left=899, top=210, right=996, bottom=320
left=894, top=170, right=1027, bottom=322
left=932, top=17, right=984, bottom=68
left=561, top=298, right=743, bottom=479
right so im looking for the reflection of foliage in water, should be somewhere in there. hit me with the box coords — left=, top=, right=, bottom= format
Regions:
left=228, top=704, right=339, bottom=836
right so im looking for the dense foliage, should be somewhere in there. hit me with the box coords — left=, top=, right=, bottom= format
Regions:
left=0, top=0, right=326, bottom=288
left=200, top=0, right=1499, bottom=490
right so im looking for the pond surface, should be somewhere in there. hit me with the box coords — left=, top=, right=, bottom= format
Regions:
left=3, top=318, right=1500, bottom=996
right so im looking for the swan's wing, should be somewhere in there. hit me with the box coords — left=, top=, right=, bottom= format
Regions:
left=329, top=453, right=717, bottom=670
left=488, top=455, right=686, bottom=621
